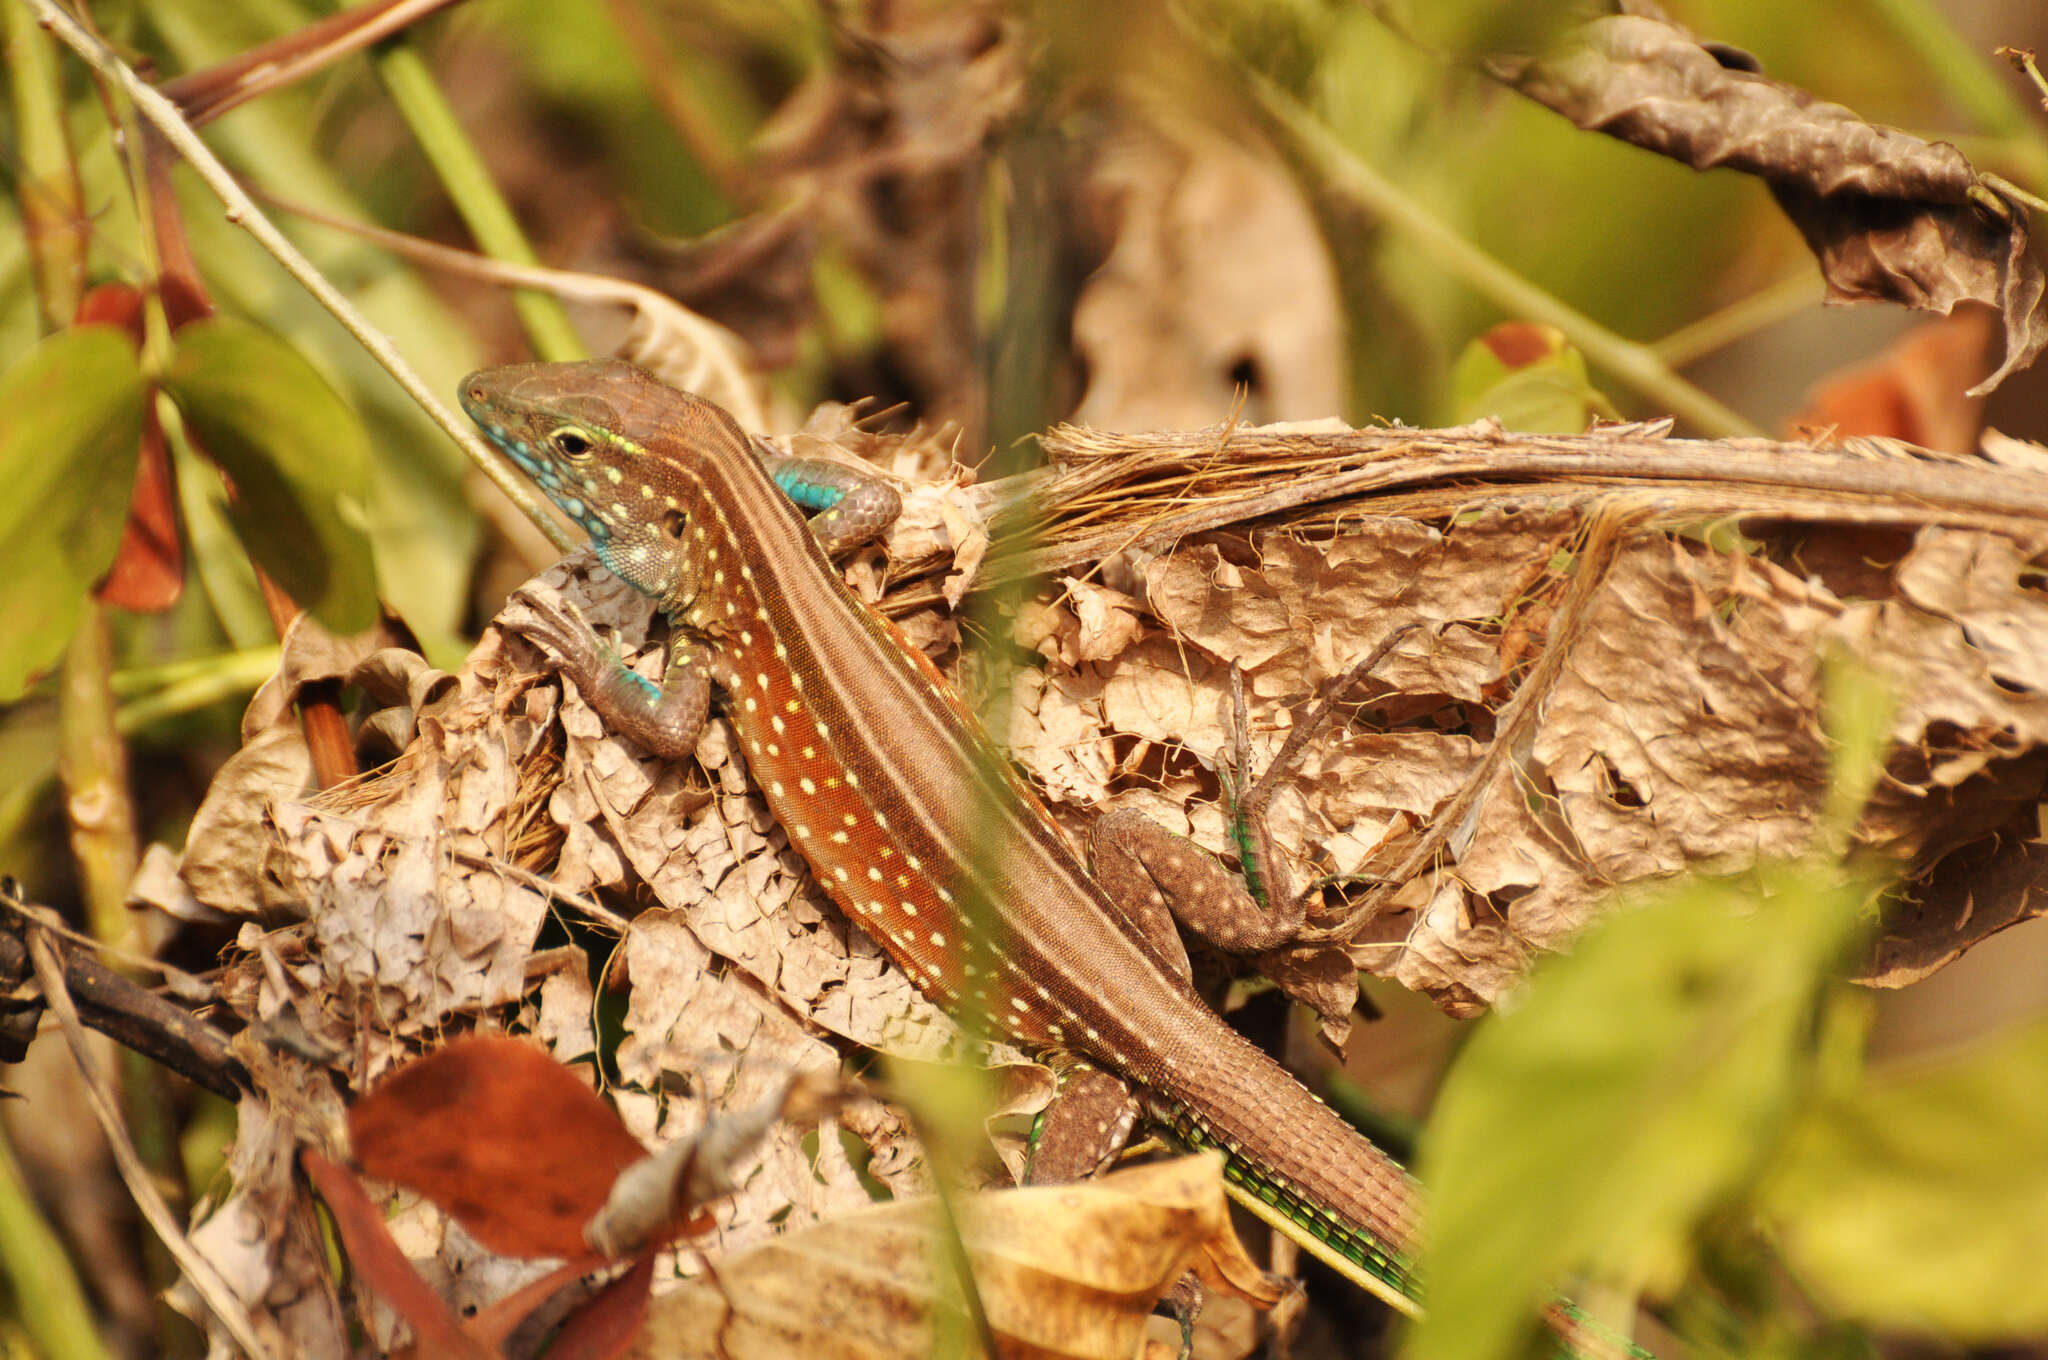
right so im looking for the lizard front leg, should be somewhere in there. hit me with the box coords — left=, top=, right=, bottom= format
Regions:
left=514, top=598, right=714, bottom=763
left=758, top=450, right=903, bottom=556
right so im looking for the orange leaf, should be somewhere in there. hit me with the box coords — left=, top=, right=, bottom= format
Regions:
left=70, top=283, right=185, bottom=613
left=546, top=1253, right=655, bottom=1360
left=93, top=409, right=183, bottom=612
left=301, top=1148, right=498, bottom=1360
left=350, top=1036, right=647, bottom=1259
left=1791, top=309, right=1993, bottom=453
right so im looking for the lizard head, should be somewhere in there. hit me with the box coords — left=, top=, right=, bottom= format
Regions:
left=460, top=359, right=738, bottom=609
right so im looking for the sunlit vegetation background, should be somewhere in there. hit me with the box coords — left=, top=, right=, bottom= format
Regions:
left=4, top=1, right=2048, bottom=1357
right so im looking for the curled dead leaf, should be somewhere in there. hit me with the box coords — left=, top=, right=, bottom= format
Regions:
left=626, top=1155, right=1274, bottom=1360
left=1495, top=13, right=2048, bottom=394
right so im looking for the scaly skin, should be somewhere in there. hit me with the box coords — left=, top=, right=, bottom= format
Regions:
left=461, top=359, right=1620, bottom=1335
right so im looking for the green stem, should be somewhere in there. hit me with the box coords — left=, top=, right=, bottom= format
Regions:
left=1651, top=273, right=1821, bottom=369
left=369, top=40, right=586, bottom=363
left=56, top=610, right=137, bottom=951
left=0, top=647, right=282, bottom=859
left=56, top=617, right=199, bottom=1355
left=2, top=0, right=85, bottom=328
left=0, top=1126, right=117, bottom=1360
left=1246, top=74, right=1763, bottom=438
left=1861, top=0, right=2048, bottom=194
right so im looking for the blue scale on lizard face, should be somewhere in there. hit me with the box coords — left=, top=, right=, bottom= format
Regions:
left=469, top=423, right=613, bottom=545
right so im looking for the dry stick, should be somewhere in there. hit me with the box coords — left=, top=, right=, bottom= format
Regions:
left=1035, top=401, right=1255, bottom=619
left=246, top=192, right=773, bottom=432
left=1011, top=428, right=2048, bottom=580
left=20, top=0, right=571, bottom=552
left=25, top=927, right=272, bottom=1359
left=447, top=846, right=630, bottom=932
left=1352, top=502, right=1644, bottom=952
left=0, top=889, right=242, bottom=1097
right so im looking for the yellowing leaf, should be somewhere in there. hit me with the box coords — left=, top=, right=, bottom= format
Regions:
left=1761, top=1017, right=2048, bottom=1340
left=629, top=1155, right=1265, bottom=1360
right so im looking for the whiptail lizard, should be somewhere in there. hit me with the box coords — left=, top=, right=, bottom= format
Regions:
left=460, top=359, right=1641, bottom=1354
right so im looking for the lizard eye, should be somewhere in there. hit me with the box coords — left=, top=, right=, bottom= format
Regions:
left=549, top=427, right=594, bottom=460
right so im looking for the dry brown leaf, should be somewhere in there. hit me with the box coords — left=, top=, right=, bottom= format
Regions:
left=1862, top=821, right=2048, bottom=988
left=671, top=2, right=1021, bottom=440
left=626, top=1155, right=1267, bottom=1360
left=1070, top=118, right=1344, bottom=430
left=1019, top=420, right=2048, bottom=1010
left=239, top=607, right=417, bottom=743
left=1026, top=579, right=1147, bottom=668
left=176, top=1097, right=349, bottom=1360
left=174, top=724, right=313, bottom=923
left=605, top=910, right=876, bottom=1268
left=1494, top=13, right=2048, bottom=394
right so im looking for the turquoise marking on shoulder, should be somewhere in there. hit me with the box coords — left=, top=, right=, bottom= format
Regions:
left=770, top=465, right=847, bottom=513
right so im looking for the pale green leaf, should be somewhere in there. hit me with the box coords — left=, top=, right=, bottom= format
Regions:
left=0, top=326, right=146, bottom=701
left=1448, top=322, right=1619, bottom=433
left=1404, top=863, right=1867, bottom=1360
left=158, top=318, right=377, bottom=633
left=1761, top=1017, right=2048, bottom=1340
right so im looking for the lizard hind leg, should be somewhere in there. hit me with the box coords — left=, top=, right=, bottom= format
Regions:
left=1022, top=1063, right=1142, bottom=1185
left=1089, top=808, right=1301, bottom=959
left=1087, top=630, right=1423, bottom=1040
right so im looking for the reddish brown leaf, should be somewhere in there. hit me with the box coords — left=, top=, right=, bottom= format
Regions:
left=300, top=1148, right=498, bottom=1360
left=161, top=0, right=467, bottom=127
left=547, top=1253, right=655, bottom=1360
left=464, top=1255, right=616, bottom=1352
left=1791, top=310, right=1993, bottom=454
left=93, top=409, right=183, bottom=612
left=350, top=1036, right=647, bottom=1259
left=1481, top=321, right=1559, bottom=369
left=69, top=283, right=185, bottom=612
left=71, top=282, right=145, bottom=335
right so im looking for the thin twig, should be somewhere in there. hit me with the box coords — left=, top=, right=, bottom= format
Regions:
left=25, top=927, right=271, bottom=1358
left=19, top=0, right=572, bottom=551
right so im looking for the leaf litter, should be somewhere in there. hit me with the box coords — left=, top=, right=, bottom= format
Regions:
left=166, top=402, right=2048, bottom=1354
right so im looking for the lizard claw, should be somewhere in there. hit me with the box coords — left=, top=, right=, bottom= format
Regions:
left=502, top=594, right=622, bottom=698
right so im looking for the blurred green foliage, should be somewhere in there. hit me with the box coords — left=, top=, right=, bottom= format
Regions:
left=1, top=2, right=2045, bottom=1356
left=0, top=328, right=143, bottom=702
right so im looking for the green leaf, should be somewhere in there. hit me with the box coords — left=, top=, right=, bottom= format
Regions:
left=0, top=326, right=146, bottom=701
left=158, top=318, right=376, bottom=633
left=1404, top=863, right=1868, bottom=1360
left=1760, top=1016, right=2048, bottom=1340
left=1449, top=322, right=1619, bottom=433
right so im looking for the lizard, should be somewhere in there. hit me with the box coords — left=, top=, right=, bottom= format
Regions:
left=458, top=358, right=1641, bottom=1353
